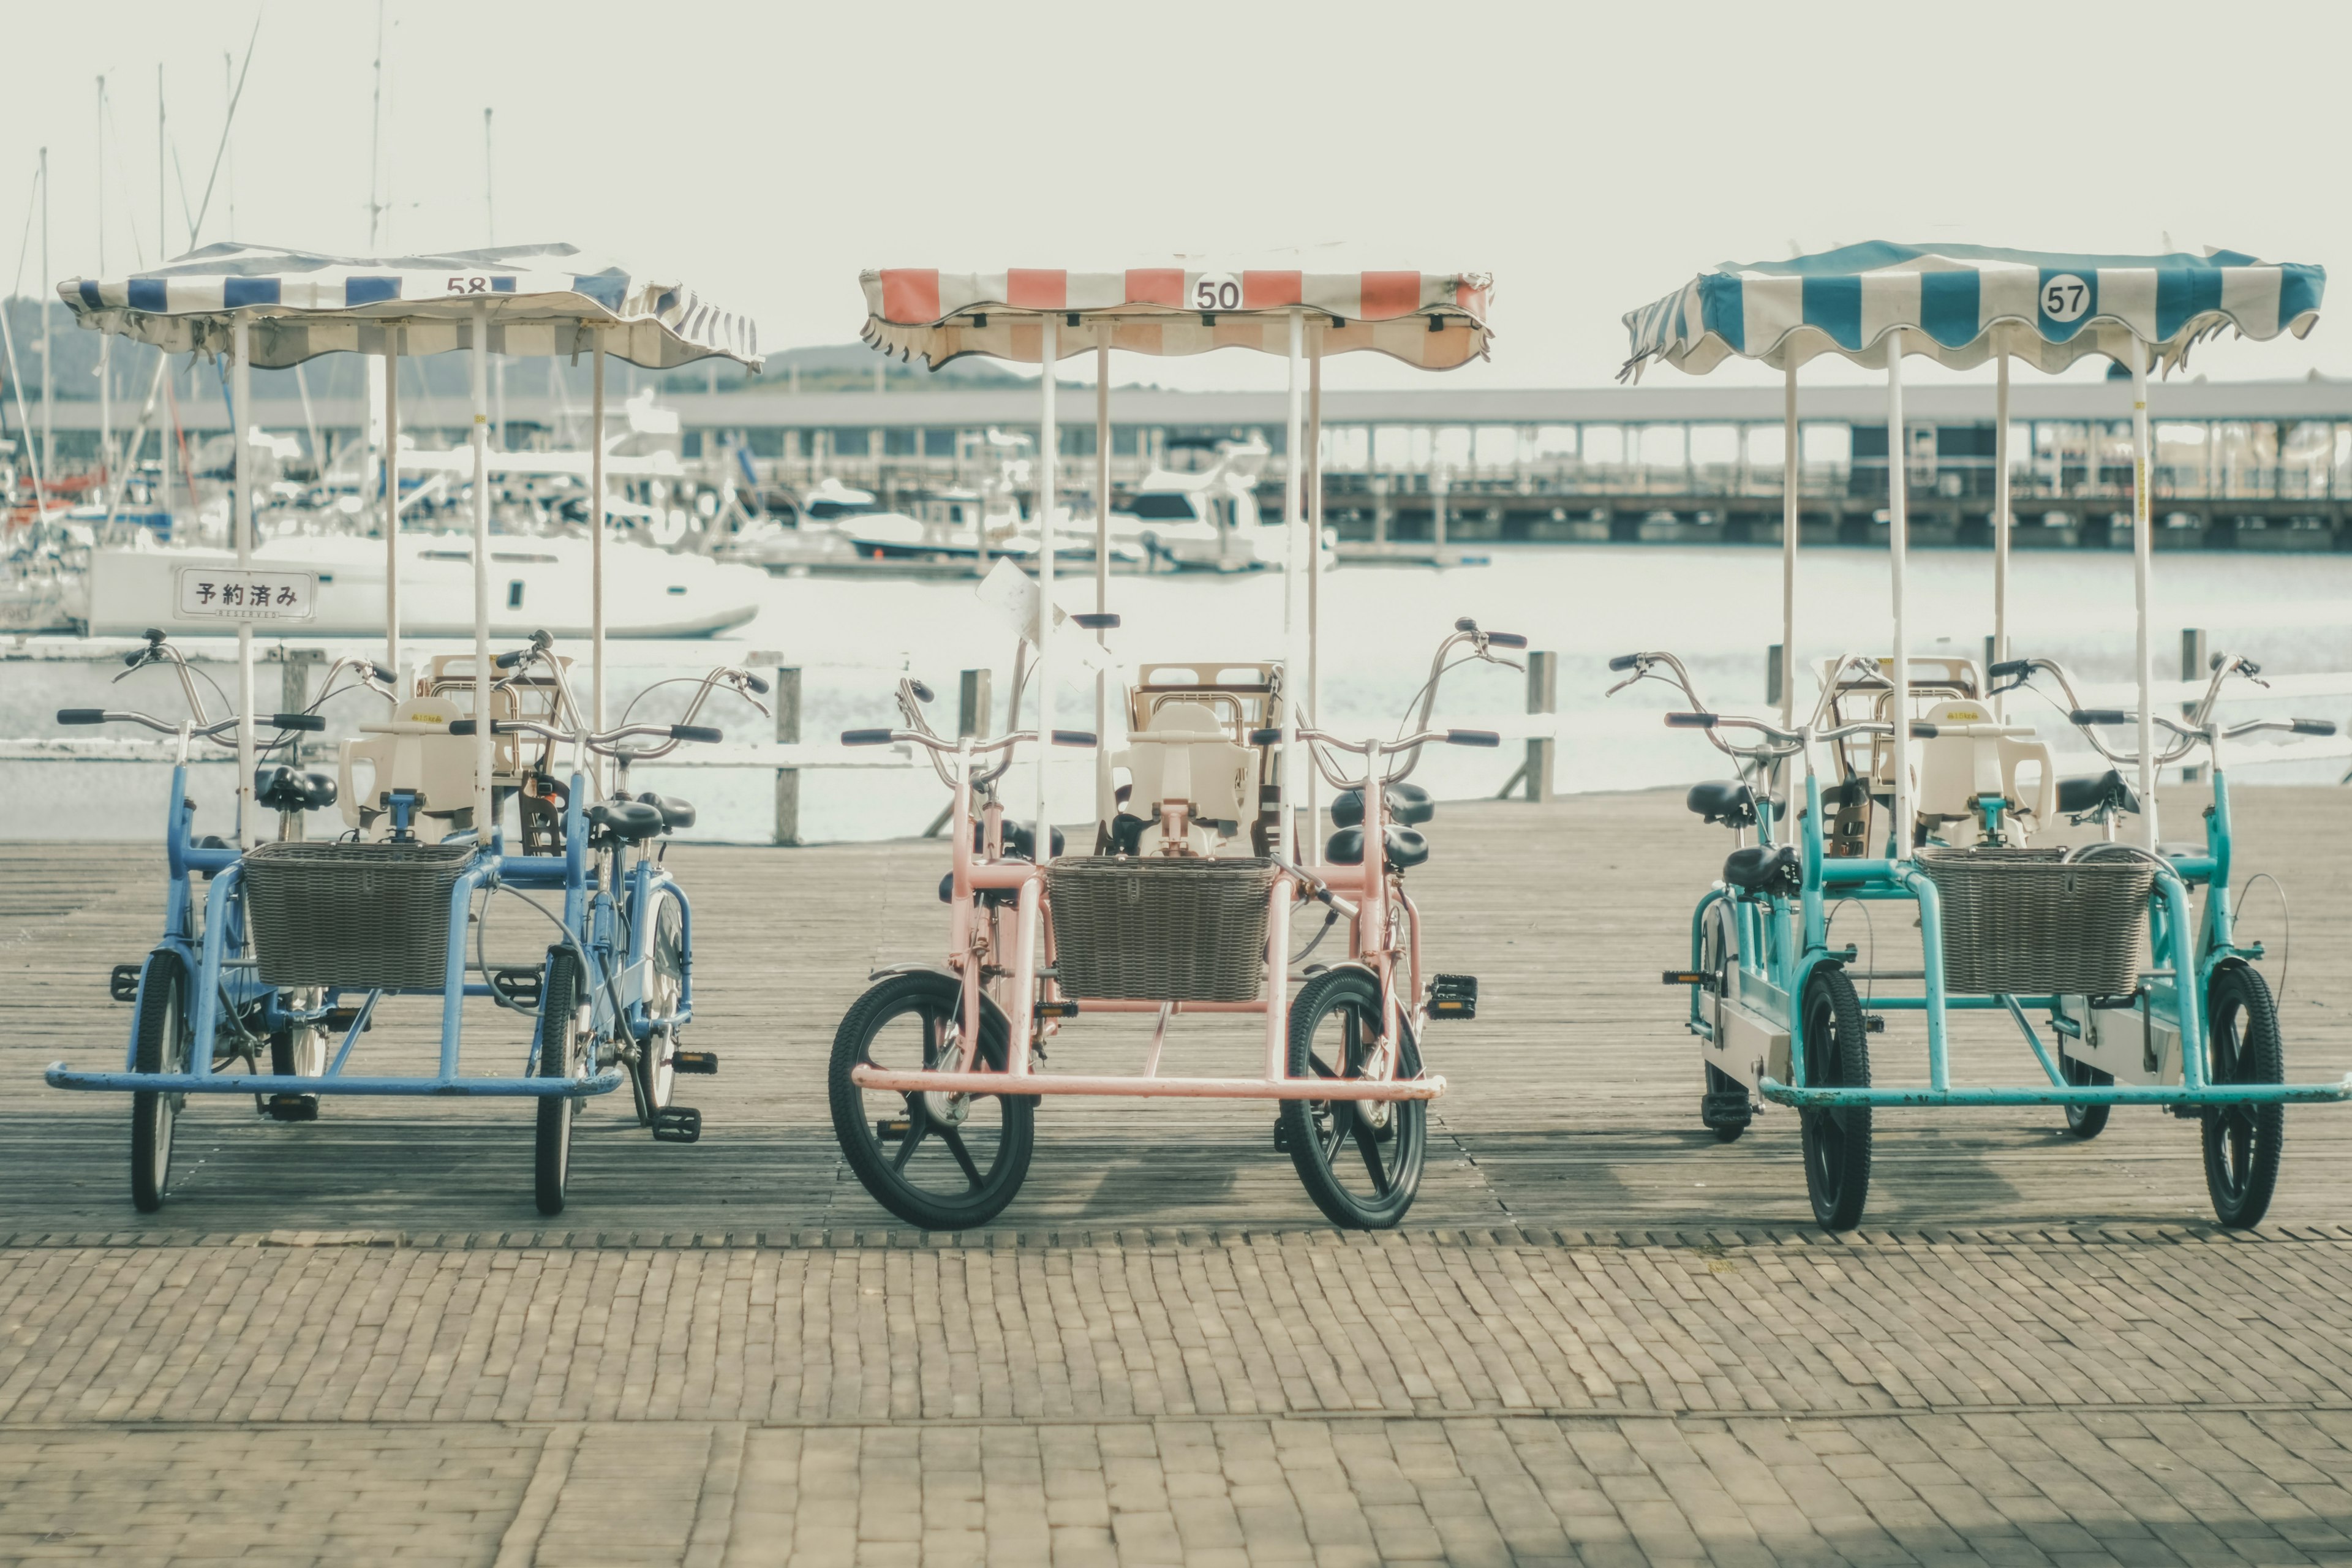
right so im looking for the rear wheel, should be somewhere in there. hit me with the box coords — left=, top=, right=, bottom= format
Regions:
left=1797, top=963, right=1871, bottom=1231
left=130, top=953, right=193, bottom=1213
left=535, top=948, right=585, bottom=1215
left=2203, top=961, right=2284, bottom=1229
left=1280, top=967, right=1427, bottom=1230
left=1697, top=903, right=1749, bottom=1142
left=630, top=891, right=686, bottom=1124
left=267, top=987, right=328, bottom=1123
left=2060, top=1050, right=2111, bottom=1139
left=829, top=971, right=1033, bottom=1230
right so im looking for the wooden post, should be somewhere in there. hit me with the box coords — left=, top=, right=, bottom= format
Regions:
left=2181, top=628, right=2208, bottom=784
left=958, top=668, right=993, bottom=737
left=1523, top=649, right=1556, bottom=803
left=280, top=647, right=323, bottom=717
left=1371, top=472, right=1390, bottom=548
left=772, top=665, right=802, bottom=846
left=1765, top=644, right=1785, bottom=709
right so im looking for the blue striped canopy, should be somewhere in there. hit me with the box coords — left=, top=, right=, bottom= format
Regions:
left=56, top=241, right=761, bottom=371
left=1621, top=242, right=2322, bottom=380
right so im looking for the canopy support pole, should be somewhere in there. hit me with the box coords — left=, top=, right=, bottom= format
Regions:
left=383, top=332, right=400, bottom=687
left=1036, top=315, right=1057, bottom=861
left=2130, top=344, right=2158, bottom=848
left=1992, top=342, right=2010, bottom=720
left=1886, top=329, right=1911, bottom=862
left=1307, top=325, right=1324, bottom=864
left=470, top=300, right=494, bottom=842
left=1279, top=311, right=1304, bottom=864
left=1094, top=328, right=1112, bottom=833
left=592, top=326, right=607, bottom=744
left=232, top=315, right=255, bottom=848
left=1780, top=360, right=1797, bottom=729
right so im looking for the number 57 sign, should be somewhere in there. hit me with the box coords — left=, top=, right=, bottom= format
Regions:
left=176, top=568, right=318, bottom=622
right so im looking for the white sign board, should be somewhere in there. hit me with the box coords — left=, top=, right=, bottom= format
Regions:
left=974, top=557, right=1114, bottom=673
left=175, top=567, right=318, bottom=622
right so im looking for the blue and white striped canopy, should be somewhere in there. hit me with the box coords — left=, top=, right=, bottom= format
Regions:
left=57, top=241, right=761, bottom=371
left=1621, top=242, right=2322, bottom=380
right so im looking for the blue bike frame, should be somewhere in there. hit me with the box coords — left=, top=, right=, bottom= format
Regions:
left=1689, top=757, right=2352, bottom=1111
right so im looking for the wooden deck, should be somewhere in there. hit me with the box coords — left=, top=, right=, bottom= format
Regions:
left=4, top=786, right=2347, bottom=1241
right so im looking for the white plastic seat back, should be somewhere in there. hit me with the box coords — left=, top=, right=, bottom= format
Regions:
left=1911, top=699, right=2055, bottom=844
left=339, top=696, right=483, bottom=841
left=1110, top=699, right=1258, bottom=853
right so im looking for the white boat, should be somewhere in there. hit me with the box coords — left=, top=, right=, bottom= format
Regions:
left=1110, top=438, right=1322, bottom=571
left=85, top=529, right=764, bottom=639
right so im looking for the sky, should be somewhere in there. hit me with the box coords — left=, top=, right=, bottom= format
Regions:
left=4, top=0, right=2348, bottom=399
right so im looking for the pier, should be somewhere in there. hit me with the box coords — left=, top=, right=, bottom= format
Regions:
left=7, top=787, right=2352, bottom=1561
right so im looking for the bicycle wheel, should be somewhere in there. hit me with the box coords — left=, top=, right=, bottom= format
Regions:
left=1280, top=967, right=1427, bottom=1230
left=267, top=987, right=328, bottom=1123
left=1698, top=902, right=1749, bottom=1142
left=2203, top=960, right=2284, bottom=1229
left=535, top=947, right=584, bottom=1216
left=631, top=890, right=685, bottom=1124
left=130, top=952, right=192, bottom=1213
left=829, top=970, right=1033, bottom=1231
left=1797, top=963, right=1871, bottom=1231
left=2060, top=1050, right=2111, bottom=1139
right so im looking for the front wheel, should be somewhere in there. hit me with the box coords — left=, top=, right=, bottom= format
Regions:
left=829, top=971, right=1033, bottom=1230
left=535, top=948, right=585, bottom=1215
left=130, top=952, right=193, bottom=1213
left=1797, top=963, right=1871, bottom=1231
left=2060, top=1051, right=2111, bottom=1139
left=1280, top=967, right=1427, bottom=1230
left=630, top=890, right=687, bottom=1125
left=2203, top=960, right=2284, bottom=1229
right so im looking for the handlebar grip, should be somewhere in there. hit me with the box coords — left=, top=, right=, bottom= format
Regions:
left=2293, top=718, right=2338, bottom=736
left=493, top=649, right=529, bottom=669
left=1608, top=654, right=1642, bottom=672
left=841, top=728, right=895, bottom=746
left=371, top=663, right=396, bottom=684
left=909, top=679, right=934, bottom=703
left=448, top=719, right=476, bottom=736
left=270, top=713, right=326, bottom=732
left=57, top=709, right=106, bottom=725
left=742, top=673, right=771, bottom=695
left=1051, top=729, right=1098, bottom=747
left=1249, top=728, right=1283, bottom=745
left=670, top=725, right=723, bottom=744
left=1446, top=729, right=1501, bottom=747
left=2071, top=709, right=2130, bottom=726
left=1909, top=722, right=1940, bottom=739
left=1664, top=712, right=1717, bottom=729
left=1484, top=631, right=1528, bottom=649
left=1986, top=660, right=2031, bottom=678
left=1072, top=612, right=1120, bottom=630
left=120, top=649, right=148, bottom=668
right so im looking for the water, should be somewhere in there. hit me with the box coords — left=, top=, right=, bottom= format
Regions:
left=10, top=545, right=2351, bottom=842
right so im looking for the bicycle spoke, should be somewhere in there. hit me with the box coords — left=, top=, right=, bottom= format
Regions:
left=1351, top=1117, right=1389, bottom=1194
left=891, top=1121, right=930, bottom=1173
left=937, top=1125, right=986, bottom=1189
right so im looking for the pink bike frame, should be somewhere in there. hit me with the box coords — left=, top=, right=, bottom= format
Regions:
left=846, top=735, right=1446, bottom=1104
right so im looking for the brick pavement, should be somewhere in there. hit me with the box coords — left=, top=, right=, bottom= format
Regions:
left=8, top=1231, right=2352, bottom=1564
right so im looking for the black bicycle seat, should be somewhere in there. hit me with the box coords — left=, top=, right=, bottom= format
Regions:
left=255, top=766, right=337, bottom=813
left=2057, top=771, right=2139, bottom=816
left=1722, top=843, right=1799, bottom=895
left=1687, top=780, right=1757, bottom=827
left=972, top=821, right=1065, bottom=861
left=1324, top=824, right=1430, bottom=870
left=637, top=791, right=696, bottom=831
left=1330, top=782, right=1435, bottom=829
left=586, top=799, right=666, bottom=843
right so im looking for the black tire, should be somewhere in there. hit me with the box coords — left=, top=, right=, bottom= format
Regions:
left=2203, top=960, right=2284, bottom=1229
left=630, top=891, right=686, bottom=1125
left=829, top=971, right=1033, bottom=1231
left=131, top=952, right=193, bottom=1213
left=1698, top=903, right=1749, bottom=1142
left=2061, top=1050, right=2111, bottom=1139
left=535, top=947, right=584, bottom=1216
left=1797, top=963, right=1871, bottom=1231
left=1280, top=967, right=1427, bottom=1230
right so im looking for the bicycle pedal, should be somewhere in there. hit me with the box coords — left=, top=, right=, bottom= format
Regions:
left=1272, top=1116, right=1290, bottom=1153
left=1427, top=973, right=1479, bottom=1020
left=1701, top=1090, right=1751, bottom=1125
left=652, top=1106, right=702, bottom=1144
left=266, top=1093, right=319, bottom=1123
left=110, top=964, right=141, bottom=1003
left=673, top=1050, right=718, bottom=1076
left=1863, top=1016, right=1886, bottom=1034
left=876, top=1117, right=911, bottom=1144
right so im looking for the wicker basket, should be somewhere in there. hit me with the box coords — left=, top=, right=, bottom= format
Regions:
left=242, top=840, right=478, bottom=990
left=1913, top=846, right=2156, bottom=996
left=1045, top=856, right=1277, bottom=1002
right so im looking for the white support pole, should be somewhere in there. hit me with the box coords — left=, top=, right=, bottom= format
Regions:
left=2130, top=344, right=2158, bottom=848
left=383, top=332, right=399, bottom=684
left=1093, top=329, right=1112, bottom=832
left=1306, top=325, right=1324, bottom=862
left=469, top=300, right=494, bottom=841
left=1279, top=311, right=1305, bottom=863
left=1780, top=361, right=1798, bottom=728
left=1886, top=328, right=1912, bottom=861
left=592, top=327, right=607, bottom=736
left=1035, top=314, right=1057, bottom=859
left=232, top=315, right=256, bottom=846
left=1992, top=343, right=2011, bottom=720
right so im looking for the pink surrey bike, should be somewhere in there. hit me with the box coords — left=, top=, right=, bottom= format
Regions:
left=826, top=620, right=1520, bottom=1230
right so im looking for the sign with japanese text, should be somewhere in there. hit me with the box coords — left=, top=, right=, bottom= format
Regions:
left=175, top=568, right=318, bottom=622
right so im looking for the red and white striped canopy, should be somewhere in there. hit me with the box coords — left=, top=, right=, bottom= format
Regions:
left=860, top=268, right=1493, bottom=370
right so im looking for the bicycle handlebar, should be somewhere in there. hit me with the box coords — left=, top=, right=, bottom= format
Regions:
left=1250, top=726, right=1499, bottom=753
left=841, top=728, right=1098, bottom=755
left=59, top=709, right=322, bottom=736
left=448, top=718, right=722, bottom=752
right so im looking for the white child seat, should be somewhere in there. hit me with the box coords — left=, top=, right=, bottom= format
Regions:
left=1113, top=699, right=1260, bottom=857
left=1909, top=698, right=2055, bottom=847
left=337, top=694, right=507, bottom=841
